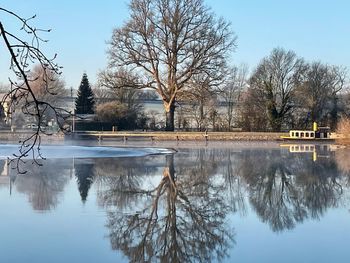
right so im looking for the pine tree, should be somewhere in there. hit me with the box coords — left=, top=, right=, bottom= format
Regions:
left=75, top=73, right=95, bottom=114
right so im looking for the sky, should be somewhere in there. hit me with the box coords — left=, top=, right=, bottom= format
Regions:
left=1, top=0, right=350, bottom=89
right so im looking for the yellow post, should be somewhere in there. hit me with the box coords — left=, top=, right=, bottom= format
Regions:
left=313, top=122, right=318, bottom=131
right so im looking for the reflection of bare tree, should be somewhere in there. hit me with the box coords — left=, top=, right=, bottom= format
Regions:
left=237, top=149, right=345, bottom=232
left=98, top=154, right=234, bottom=263
left=294, top=156, right=343, bottom=219
left=176, top=148, right=247, bottom=215
left=12, top=160, right=70, bottom=211
left=95, top=156, right=160, bottom=210
left=335, top=149, right=350, bottom=182
left=235, top=150, right=299, bottom=231
left=220, top=150, right=247, bottom=215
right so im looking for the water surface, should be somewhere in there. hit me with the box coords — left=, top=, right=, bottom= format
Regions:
left=0, top=143, right=349, bottom=263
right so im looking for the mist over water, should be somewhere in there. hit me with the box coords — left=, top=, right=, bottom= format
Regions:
left=0, top=144, right=174, bottom=159
left=0, top=143, right=350, bottom=263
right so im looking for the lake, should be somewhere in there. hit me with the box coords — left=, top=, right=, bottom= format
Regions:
left=0, top=142, right=350, bottom=263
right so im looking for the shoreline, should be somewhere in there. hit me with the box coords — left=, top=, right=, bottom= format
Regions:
left=0, top=130, right=348, bottom=146
left=0, top=130, right=286, bottom=142
left=67, top=131, right=287, bottom=142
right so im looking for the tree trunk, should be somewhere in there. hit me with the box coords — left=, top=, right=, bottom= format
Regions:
left=330, top=95, right=338, bottom=130
left=267, top=107, right=281, bottom=131
left=199, top=102, right=204, bottom=131
left=227, top=101, right=234, bottom=131
left=165, top=102, right=175, bottom=131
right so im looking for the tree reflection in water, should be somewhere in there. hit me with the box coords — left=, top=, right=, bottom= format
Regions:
left=74, top=159, right=96, bottom=202
left=9, top=159, right=71, bottom=211
left=236, top=148, right=345, bottom=232
left=335, top=148, right=350, bottom=181
left=95, top=146, right=350, bottom=261
left=97, top=153, right=235, bottom=263
left=2, top=145, right=350, bottom=261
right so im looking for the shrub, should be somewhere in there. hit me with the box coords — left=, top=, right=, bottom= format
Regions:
left=336, top=117, right=350, bottom=139
left=95, top=101, right=147, bottom=130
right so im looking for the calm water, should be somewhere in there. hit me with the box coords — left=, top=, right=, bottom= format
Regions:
left=0, top=143, right=350, bottom=263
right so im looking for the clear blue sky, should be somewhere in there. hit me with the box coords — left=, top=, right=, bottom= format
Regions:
left=1, top=0, right=349, bottom=89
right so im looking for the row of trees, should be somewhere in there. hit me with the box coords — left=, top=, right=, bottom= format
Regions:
left=239, top=48, right=347, bottom=131
left=2, top=48, right=348, bottom=133
left=98, top=0, right=348, bottom=132
left=2, top=0, right=349, bottom=135
left=96, top=48, right=349, bottom=132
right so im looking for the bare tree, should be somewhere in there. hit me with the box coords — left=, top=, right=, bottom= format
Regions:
left=329, top=66, right=347, bottom=128
left=295, top=62, right=346, bottom=129
left=92, top=85, right=111, bottom=102
left=219, top=65, right=248, bottom=130
left=29, top=65, right=67, bottom=102
left=0, top=8, right=66, bottom=172
left=178, top=72, right=220, bottom=131
left=107, top=0, right=236, bottom=131
left=98, top=69, right=143, bottom=111
left=249, top=48, right=306, bottom=131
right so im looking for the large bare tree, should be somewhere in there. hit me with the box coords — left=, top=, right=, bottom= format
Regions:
left=107, top=0, right=236, bottom=130
left=98, top=69, right=143, bottom=110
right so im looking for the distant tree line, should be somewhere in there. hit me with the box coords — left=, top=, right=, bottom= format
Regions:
left=238, top=48, right=347, bottom=131
left=2, top=49, right=348, bottom=132
left=2, top=1, right=349, bottom=134
left=95, top=48, right=348, bottom=132
left=97, top=0, right=349, bottom=132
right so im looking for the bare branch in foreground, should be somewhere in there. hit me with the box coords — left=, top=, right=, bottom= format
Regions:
left=0, top=8, right=70, bottom=173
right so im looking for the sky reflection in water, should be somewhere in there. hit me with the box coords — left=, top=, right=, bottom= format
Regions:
left=0, top=144, right=350, bottom=263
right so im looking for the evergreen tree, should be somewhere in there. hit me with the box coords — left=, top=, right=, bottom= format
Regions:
left=75, top=73, right=95, bottom=114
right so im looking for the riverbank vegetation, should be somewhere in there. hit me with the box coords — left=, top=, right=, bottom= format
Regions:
left=336, top=117, right=350, bottom=143
left=1, top=0, right=349, bottom=137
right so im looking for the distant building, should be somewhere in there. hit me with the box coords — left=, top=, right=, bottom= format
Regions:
left=0, top=93, right=11, bottom=125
